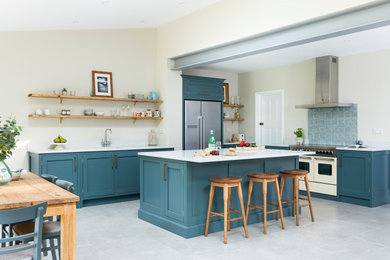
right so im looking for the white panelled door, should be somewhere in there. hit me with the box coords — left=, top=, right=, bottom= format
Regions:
left=255, top=90, right=284, bottom=145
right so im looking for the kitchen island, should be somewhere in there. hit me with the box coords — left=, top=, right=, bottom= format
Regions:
left=138, top=149, right=313, bottom=238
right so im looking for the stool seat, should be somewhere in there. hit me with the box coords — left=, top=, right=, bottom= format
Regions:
left=248, top=173, right=279, bottom=179
left=208, top=176, right=242, bottom=184
left=280, top=169, right=308, bottom=175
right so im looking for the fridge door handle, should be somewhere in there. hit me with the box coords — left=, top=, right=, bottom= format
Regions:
left=197, top=116, right=203, bottom=149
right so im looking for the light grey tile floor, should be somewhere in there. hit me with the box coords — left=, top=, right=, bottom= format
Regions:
left=44, top=198, right=390, bottom=260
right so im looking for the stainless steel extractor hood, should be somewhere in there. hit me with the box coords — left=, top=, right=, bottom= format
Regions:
left=295, top=56, right=354, bottom=109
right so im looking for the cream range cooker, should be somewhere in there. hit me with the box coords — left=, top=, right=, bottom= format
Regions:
left=289, top=145, right=338, bottom=196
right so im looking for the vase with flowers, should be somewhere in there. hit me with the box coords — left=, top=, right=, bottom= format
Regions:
left=0, top=115, right=22, bottom=185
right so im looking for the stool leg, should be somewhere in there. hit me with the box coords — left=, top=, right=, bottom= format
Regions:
left=294, top=177, right=299, bottom=226
left=304, top=176, right=315, bottom=222
left=246, top=179, right=253, bottom=219
left=262, top=181, right=267, bottom=234
left=227, top=187, right=232, bottom=231
left=292, top=177, right=296, bottom=217
left=276, top=175, right=285, bottom=221
left=223, top=184, right=229, bottom=244
left=274, top=180, right=285, bottom=230
left=237, top=183, right=248, bottom=238
left=204, top=183, right=215, bottom=237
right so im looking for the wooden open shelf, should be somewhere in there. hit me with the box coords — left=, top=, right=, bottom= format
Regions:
left=223, top=104, right=244, bottom=108
left=28, top=93, right=163, bottom=105
left=224, top=118, right=244, bottom=121
left=29, top=114, right=163, bottom=124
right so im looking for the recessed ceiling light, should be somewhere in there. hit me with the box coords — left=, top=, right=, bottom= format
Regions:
left=101, top=0, right=111, bottom=4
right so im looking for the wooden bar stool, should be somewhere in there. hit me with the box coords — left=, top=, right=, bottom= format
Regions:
left=245, top=173, right=285, bottom=234
left=276, top=169, right=315, bottom=226
left=204, top=176, right=248, bottom=244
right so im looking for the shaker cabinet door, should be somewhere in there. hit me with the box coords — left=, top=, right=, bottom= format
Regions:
left=164, top=162, right=185, bottom=223
left=115, top=151, right=139, bottom=195
left=338, top=152, right=370, bottom=198
left=82, top=152, right=115, bottom=199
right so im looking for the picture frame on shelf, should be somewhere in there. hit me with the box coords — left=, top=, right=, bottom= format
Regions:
left=92, top=71, right=113, bottom=97
left=223, top=83, right=229, bottom=104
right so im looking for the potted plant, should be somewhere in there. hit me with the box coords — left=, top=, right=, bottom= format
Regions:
left=0, top=115, right=22, bottom=185
left=294, top=128, right=303, bottom=145
left=62, top=88, right=68, bottom=95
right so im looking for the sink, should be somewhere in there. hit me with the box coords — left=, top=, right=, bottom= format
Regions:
left=347, top=145, right=368, bottom=149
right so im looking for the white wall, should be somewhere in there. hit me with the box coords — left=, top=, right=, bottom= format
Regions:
left=0, top=29, right=157, bottom=169
left=182, top=68, right=239, bottom=142
left=238, top=60, right=315, bottom=143
left=156, top=0, right=374, bottom=149
left=339, top=48, right=390, bottom=144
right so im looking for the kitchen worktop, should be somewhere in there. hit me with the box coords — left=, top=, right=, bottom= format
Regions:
left=28, top=141, right=174, bottom=154
left=138, top=149, right=314, bottom=163
left=337, top=146, right=390, bottom=152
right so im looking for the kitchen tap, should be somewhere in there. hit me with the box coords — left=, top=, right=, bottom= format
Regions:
left=102, top=128, right=112, bottom=147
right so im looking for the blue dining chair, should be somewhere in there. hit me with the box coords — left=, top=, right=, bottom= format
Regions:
left=13, top=180, right=74, bottom=260
left=0, top=202, right=47, bottom=260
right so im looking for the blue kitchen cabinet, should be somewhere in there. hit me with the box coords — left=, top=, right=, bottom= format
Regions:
left=164, top=162, right=185, bottom=222
left=140, top=158, right=165, bottom=216
left=139, top=158, right=185, bottom=222
left=115, top=151, right=139, bottom=195
left=30, top=148, right=174, bottom=207
left=81, top=152, right=115, bottom=199
left=40, top=153, right=79, bottom=194
left=182, top=75, right=225, bottom=101
left=338, top=150, right=390, bottom=207
left=338, top=151, right=370, bottom=199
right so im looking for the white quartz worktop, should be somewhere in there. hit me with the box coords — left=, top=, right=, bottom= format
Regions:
left=28, top=141, right=174, bottom=154
left=138, top=149, right=315, bottom=163
left=337, top=146, right=390, bottom=152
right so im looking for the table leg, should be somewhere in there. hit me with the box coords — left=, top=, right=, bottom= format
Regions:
left=61, top=202, right=76, bottom=260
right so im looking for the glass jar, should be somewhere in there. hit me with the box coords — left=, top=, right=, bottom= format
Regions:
left=148, top=129, right=158, bottom=146
left=0, top=161, right=12, bottom=185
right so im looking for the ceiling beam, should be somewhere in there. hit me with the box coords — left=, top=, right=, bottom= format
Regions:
left=170, top=1, right=390, bottom=71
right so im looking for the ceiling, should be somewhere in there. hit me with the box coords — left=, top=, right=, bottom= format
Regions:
left=0, top=0, right=221, bottom=31
left=199, top=25, right=390, bottom=73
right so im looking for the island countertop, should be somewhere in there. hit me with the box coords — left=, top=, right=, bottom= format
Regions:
left=138, top=149, right=314, bottom=163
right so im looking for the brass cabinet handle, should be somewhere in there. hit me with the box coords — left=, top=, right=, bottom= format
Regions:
left=111, top=155, right=114, bottom=169
left=163, top=163, right=166, bottom=181
left=74, top=157, right=77, bottom=171
left=115, top=155, right=118, bottom=168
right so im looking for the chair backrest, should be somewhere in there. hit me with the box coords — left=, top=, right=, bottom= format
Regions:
left=0, top=202, right=47, bottom=260
left=40, top=174, right=58, bottom=183
left=55, top=179, right=74, bottom=194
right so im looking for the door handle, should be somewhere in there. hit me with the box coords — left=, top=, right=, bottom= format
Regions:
left=163, top=164, right=166, bottom=181
left=115, top=155, right=118, bottom=168
left=111, top=155, right=114, bottom=169
left=259, top=122, right=264, bottom=126
left=74, top=157, right=77, bottom=171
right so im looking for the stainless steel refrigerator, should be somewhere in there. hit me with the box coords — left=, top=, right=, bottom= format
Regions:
left=184, top=100, right=221, bottom=150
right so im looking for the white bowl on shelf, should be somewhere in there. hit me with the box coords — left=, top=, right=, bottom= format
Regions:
left=95, top=112, right=104, bottom=116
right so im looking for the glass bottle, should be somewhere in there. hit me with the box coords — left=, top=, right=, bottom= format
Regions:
left=208, top=130, right=216, bottom=149
left=148, top=129, right=158, bottom=146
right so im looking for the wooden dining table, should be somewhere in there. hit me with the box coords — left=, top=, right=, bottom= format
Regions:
left=0, top=172, right=80, bottom=260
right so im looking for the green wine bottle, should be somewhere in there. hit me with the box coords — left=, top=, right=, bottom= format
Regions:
left=208, top=130, right=216, bottom=149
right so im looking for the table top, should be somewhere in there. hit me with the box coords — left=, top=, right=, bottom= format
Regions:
left=0, top=172, right=80, bottom=210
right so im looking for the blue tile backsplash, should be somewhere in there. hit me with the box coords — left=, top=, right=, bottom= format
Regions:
left=308, top=104, right=357, bottom=145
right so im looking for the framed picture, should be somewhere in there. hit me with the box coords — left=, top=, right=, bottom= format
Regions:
left=92, top=71, right=113, bottom=97
left=223, top=83, right=229, bottom=104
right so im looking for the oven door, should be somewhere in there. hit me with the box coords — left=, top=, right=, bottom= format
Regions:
left=313, top=157, right=337, bottom=184
left=299, top=156, right=314, bottom=181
